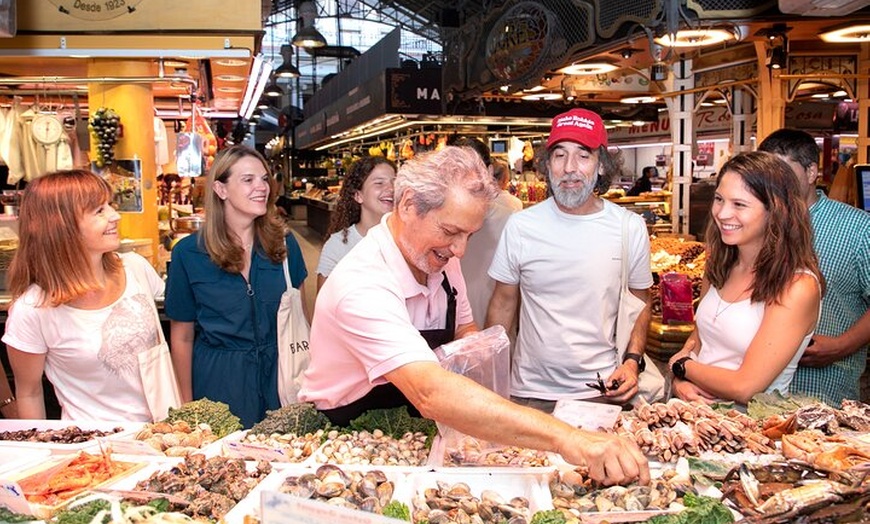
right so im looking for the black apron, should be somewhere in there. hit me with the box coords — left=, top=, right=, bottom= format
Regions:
left=321, top=272, right=457, bottom=426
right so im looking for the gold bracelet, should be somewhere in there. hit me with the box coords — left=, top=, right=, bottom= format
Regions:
left=0, top=397, right=14, bottom=408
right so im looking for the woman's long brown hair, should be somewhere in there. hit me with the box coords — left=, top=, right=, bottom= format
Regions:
left=705, top=151, right=824, bottom=304
left=201, top=145, right=287, bottom=272
left=7, top=169, right=122, bottom=306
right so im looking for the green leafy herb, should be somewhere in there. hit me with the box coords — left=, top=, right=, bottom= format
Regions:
left=55, top=499, right=112, bottom=524
left=348, top=406, right=437, bottom=444
left=647, top=493, right=734, bottom=524
left=249, top=402, right=331, bottom=436
left=164, top=398, right=242, bottom=437
left=0, top=506, right=39, bottom=524
left=382, top=501, right=411, bottom=521
left=747, top=390, right=822, bottom=420
left=530, top=508, right=569, bottom=524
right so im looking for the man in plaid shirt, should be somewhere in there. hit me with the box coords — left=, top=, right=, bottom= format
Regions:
left=760, top=129, right=870, bottom=406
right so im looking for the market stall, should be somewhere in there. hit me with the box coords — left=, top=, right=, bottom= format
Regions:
left=1, top=395, right=869, bottom=523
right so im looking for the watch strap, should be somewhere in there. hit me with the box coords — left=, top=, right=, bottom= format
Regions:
left=671, top=356, right=692, bottom=380
left=622, top=352, right=646, bottom=373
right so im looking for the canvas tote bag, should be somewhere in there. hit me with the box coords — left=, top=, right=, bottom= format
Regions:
left=131, top=266, right=182, bottom=421
left=277, top=256, right=311, bottom=406
left=617, top=212, right=666, bottom=404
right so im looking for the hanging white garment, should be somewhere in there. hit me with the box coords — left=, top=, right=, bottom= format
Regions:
left=4, top=101, right=25, bottom=184
left=508, top=136, right=525, bottom=173
left=154, top=117, right=169, bottom=175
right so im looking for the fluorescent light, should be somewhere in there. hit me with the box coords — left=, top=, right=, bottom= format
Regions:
left=655, top=29, right=734, bottom=48
left=620, top=96, right=658, bottom=104
left=239, top=55, right=273, bottom=120
left=0, top=47, right=250, bottom=59
left=558, top=62, right=618, bottom=75
left=820, top=24, right=870, bottom=43
left=521, top=92, right=562, bottom=101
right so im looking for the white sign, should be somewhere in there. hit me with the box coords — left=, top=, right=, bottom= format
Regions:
left=552, top=399, right=622, bottom=431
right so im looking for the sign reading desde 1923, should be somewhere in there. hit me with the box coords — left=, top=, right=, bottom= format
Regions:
left=46, top=0, right=143, bottom=20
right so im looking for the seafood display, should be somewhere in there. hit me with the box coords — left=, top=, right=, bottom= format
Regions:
left=133, top=454, right=271, bottom=520
left=278, top=464, right=397, bottom=514
left=721, top=461, right=870, bottom=522
left=313, top=429, right=430, bottom=466
left=225, top=429, right=324, bottom=462
left=444, top=436, right=550, bottom=467
left=16, top=450, right=139, bottom=506
left=134, top=420, right=218, bottom=457
left=613, top=398, right=776, bottom=461
left=4, top=397, right=870, bottom=524
left=411, top=479, right=534, bottom=523
left=549, top=468, right=694, bottom=516
left=781, top=430, right=870, bottom=476
left=0, top=425, right=125, bottom=444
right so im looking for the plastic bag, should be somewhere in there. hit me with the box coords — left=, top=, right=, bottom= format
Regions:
left=433, top=326, right=547, bottom=466
left=661, top=272, right=695, bottom=323
left=433, top=325, right=510, bottom=399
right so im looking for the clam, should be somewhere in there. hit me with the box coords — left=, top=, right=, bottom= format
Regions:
left=358, top=496, right=382, bottom=514
left=316, top=480, right=345, bottom=498
left=480, top=489, right=506, bottom=505
left=376, top=481, right=394, bottom=507
left=447, top=482, right=472, bottom=500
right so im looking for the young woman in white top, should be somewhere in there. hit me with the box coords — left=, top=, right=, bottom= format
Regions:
left=3, top=170, right=171, bottom=421
left=316, top=156, right=396, bottom=292
left=668, top=151, right=823, bottom=405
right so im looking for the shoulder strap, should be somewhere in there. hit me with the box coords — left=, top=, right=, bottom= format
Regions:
left=620, top=211, right=631, bottom=294
left=282, top=235, right=293, bottom=289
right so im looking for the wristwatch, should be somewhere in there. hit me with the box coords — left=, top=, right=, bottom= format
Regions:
left=622, top=353, right=646, bottom=373
left=671, top=356, right=692, bottom=380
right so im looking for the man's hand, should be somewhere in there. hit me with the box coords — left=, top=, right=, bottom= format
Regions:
left=604, top=363, right=639, bottom=403
left=799, top=335, right=849, bottom=367
left=559, top=429, right=649, bottom=486
left=671, top=378, right=716, bottom=403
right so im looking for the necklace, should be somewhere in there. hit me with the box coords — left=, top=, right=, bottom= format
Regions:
left=713, top=294, right=735, bottom=323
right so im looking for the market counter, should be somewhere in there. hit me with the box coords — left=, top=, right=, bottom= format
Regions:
left=302, top=196, right=334, bottom=238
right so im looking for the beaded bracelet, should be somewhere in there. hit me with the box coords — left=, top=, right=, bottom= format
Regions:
left=0, top=396, right=14, bottom=408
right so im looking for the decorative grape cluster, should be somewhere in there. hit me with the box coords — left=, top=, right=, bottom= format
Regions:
left=89, top=107, right=121, bottom=167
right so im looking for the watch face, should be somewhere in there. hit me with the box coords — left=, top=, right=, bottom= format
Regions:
left=32, top=115, right=64, bottom=144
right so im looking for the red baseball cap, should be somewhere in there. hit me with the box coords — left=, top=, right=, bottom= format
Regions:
left=546, top=108, right=607, bottom=150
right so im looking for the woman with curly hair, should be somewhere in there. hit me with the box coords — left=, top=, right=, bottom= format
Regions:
left=668, top=151, right=823, bottom=405
left=165, top=145, right=308, bottom=427
left=316, top=156, right=395, bottom=292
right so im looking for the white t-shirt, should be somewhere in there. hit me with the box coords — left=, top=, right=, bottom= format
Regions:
left=460, top=190, right=523, bottom=326
left=3, top=252, right=166, bottom=421
left=695, top=285, right=814, bottom=395
left=488, top=198, right=652, bottom=400
left=316, top=225, right=364, bottom=278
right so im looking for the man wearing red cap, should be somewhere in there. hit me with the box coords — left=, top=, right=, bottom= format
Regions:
left=486, top=108, right=655, bottom=411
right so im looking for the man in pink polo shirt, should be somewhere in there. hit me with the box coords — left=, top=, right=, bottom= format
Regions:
left=300, top=145, right=649, bottom=486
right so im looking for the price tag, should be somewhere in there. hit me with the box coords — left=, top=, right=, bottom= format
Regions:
left=0, top=480, right=33, bottom=516
left=103, top=437, right=163, bottom=456
left=552, top=400, right=622, bottom=431
left=224, top=441, right=294, bottom=462
left=261, top=491, right=401, bottom=524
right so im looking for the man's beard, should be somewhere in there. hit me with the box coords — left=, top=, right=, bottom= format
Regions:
left=398, top=234, right=439, bottom=275
left=550, top=174, right=595, bottom=209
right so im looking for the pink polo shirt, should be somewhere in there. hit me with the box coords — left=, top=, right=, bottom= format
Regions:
left=299, top=214, right=474, bottom=410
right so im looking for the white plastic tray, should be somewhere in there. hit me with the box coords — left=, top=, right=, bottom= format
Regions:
left=0, top=420, right=142, bottom=455
left=408, top=468, right=553, bottom=519
left=228, top=463, right=416, bottom=524
left=220, top=430, right=321, bottom=464
left=0, top=446, right=51, bottom=477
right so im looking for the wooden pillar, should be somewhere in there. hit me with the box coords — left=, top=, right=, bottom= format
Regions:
left=858, top=44, right=870, bottom=165
left=731, top=88, right=753, bottom=154
left=87, top=60, right=158, bottom=264
left=665, top=58, right=694, bottom=235
left=754, top=40, right=786, bottom=145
